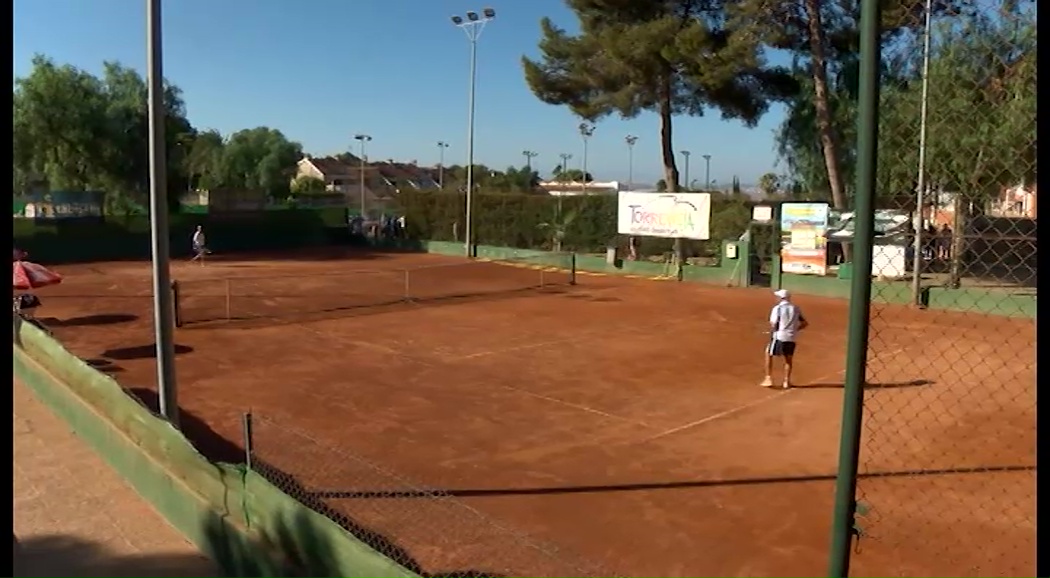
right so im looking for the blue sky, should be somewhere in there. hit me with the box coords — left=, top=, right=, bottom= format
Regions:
left=13, top=0, right=788, bottom=186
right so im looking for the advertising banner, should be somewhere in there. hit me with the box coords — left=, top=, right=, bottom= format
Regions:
left=617, top=192, right=711, bottom=240
left=780, top=202, right=830, bottom=275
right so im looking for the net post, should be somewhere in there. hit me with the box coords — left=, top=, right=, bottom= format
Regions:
left=539, top=266, right=545, bottom=289
left=224, top=279, right=232, bottom=321
left=241, top=411, right=254, bottom=472
left=569, top=253, right=577, bottom=286
left=171, top=281, right=182, bottom=328
left=403, top=269, right=411, bottom=301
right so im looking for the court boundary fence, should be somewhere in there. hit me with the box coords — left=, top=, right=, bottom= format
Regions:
left=828, top=1, right=1036, bottom=576
left=241, top=411, right=619, bottom=578
left=172, top=252, right=577, bottom=328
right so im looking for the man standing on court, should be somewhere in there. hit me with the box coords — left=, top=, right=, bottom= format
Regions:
left=762, top=289, right=808, bottom=389
left=190, top=225, right=208, bottom=265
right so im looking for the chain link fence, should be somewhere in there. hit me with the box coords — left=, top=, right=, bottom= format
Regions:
left=245, top=413, right=617, bottom=578
left=846, top=1, right=1036, bottom=576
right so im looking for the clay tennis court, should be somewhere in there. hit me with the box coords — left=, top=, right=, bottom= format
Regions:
left=34, top=248, right=1034, bottom=577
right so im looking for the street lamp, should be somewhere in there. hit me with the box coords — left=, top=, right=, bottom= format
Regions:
left=353, top=134, right=372, bottom=218
left=451, top=6, right=496, bottom=258
left=437, top=141, right=449, bottom=189
left=146, top=0, right=178, bottom=428
left=911, top=0, right=934, bottom=306
left=702, top=154, right=712, bottom=190
left=680, top=150, right=691, bottom=191
left=522, top=150, right=538, bottom=172
left=625, top=135, right=638, bottom=191
left=578, top=122, right=594, bottom=193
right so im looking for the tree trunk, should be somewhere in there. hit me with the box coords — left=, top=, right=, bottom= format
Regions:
left=804, top=0, right=850, bottom=261
left=659, top=84, right=684, bottom=274
left=659, top=89, right=680, bottom=193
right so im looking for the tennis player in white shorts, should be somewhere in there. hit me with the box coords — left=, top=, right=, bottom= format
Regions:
left=761, top=289, right=808, bottom=389
left=190, top=225, right=209, bottom=264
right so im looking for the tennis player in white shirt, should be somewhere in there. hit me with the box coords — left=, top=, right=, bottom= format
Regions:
left=761, top=289, right=808, bottom=389
left=190, top=225, right=209, bottom=264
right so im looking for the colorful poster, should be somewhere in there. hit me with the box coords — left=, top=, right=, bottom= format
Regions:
left=617, top=192, right=712, bottom=240
left=780, top=202, right=830, bottom=275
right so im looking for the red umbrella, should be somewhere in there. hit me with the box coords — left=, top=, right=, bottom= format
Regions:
left=13, top=260, right=62, bottom=291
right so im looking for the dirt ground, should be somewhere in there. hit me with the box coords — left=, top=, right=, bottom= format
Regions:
left=32, top=248, right=1035, bottom=577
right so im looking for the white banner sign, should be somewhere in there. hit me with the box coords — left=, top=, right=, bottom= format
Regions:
left=617, top=192, right=711, bottom=240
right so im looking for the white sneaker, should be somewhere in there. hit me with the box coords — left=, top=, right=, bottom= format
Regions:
left=781, top=382, right=791, bottom=390
left=760, top=376, right=774, bottom=387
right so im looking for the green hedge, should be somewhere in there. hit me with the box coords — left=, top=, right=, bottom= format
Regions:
left=399, top=191, right=754, bottom=259
left=13, top=207, right=352, bottom=264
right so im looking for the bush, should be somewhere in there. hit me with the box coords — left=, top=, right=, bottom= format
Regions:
left=397, top=190, right=755, bottom=260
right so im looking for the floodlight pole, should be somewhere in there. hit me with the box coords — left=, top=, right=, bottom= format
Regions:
left=437, top=141, right=449, bottom=189
left=911, top=0, right=934, bottom=307
left=522, top=150, right=538, bottom=173
left=558, top=153, right=573, bottom=177
left=146, top=0, right=179, bottom=428
left=452, top=8, right=495, bottom=258
left=702, top=154, right=712, bottom=190
left=625, top=135, right=638, bottom=191
left=680, top=150, right=691, bottom=191
left=354, top=134, right=371, bottom=218
left=579, top=123, right=594, bottom=194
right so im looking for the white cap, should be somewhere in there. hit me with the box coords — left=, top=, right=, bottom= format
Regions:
left=773, top=289, right=790, bottom=300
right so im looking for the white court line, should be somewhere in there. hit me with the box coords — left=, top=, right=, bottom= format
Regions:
left=634, top=346, right=910, bottom=444
left=636, top=391, right=789, bottom=443
left=290, top=321, right=651, bottom=428
left=454, top=335, right=585, bottom=361
left=494, top=383, right=653, bottom=429
left=290, top=323, right=439, bottom=366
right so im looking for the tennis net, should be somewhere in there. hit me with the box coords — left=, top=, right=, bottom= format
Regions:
left=173, top=252, right=576, bottom=327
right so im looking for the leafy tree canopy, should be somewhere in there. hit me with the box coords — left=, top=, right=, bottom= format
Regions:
left=522, top=0, right=798, bottom=191
left=13, top=54, right=306, bottom=210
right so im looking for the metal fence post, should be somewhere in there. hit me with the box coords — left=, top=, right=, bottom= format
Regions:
left=569, top=253, right=577, bottom=286
left=171, top=281, right=182, bottom=328
left=242, top=411, right=254, bottom=471
left=828, top=0, right=881, bottom=575
left=224, top=279, right=232, bottom=321
left=403, top=269, right=411, bottom=301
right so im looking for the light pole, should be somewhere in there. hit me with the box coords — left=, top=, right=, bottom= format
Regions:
left=451, top=7, right=495, bottom=258
left=702, top=154, right=712, bottom=190
left=625, top=135, right=638, bottom=191
left=437, top=141, right=449, bottom=189
left=353, top=134, right=372, bottom=218
left=558, top=153, right=573, bottom=179
left=522, top=150, right=538, bottom=172
left=146, top=0, right=178, bottom=428
left=680, top=150, right=691, bottom=191
left=911, top=0, right=934, bottom=307
left=578, top=122, right=594, bottom=193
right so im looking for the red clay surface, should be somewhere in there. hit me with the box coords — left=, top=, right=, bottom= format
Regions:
left=33, top=248, right=1035, bottom=577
